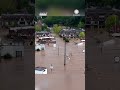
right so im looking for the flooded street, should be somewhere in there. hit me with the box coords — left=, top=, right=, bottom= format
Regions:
left=35, top=37, right=85, bottom=90
left=0, top=46, right=34, bottom=90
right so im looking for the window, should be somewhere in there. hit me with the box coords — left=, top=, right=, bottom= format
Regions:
left=16, top=51, right=22, bottom=57
left=20, top=22, right=25, bottom=25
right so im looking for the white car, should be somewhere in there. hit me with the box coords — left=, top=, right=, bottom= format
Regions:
left=81, top=40, right=85, bottom=42
left=35, top=67, right=47, bottom=74
left=35, top=44, right=45, bottom=51
left=77, top=42, right=83, bottom=46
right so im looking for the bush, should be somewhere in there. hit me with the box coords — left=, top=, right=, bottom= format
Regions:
left=79, top=32, right=85, bottom=39
left=3, top=53, right=12, bottom=59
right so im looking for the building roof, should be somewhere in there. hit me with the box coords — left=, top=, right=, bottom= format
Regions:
left=60, top=29, right=81, bottom=35
left=1, top=14, right=34, bottom=23
left=10, top=26, right=34, bottom=30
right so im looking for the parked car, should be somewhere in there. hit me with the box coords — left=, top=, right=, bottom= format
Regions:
left=35, top=67, right=47, bottom=74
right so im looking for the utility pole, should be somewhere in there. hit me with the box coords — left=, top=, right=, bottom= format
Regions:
left=63, top=37, right=69, bottom=66
left=64, top=41, right=66, bottom=66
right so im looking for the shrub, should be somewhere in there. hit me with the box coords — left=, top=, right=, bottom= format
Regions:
left=79, top=32, right=85, bottom=39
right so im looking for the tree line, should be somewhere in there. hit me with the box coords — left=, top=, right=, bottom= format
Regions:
left=42, top=16, right=85, bottom=28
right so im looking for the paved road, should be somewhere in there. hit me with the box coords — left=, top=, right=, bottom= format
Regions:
left=35, top=37, right=85, bottom=90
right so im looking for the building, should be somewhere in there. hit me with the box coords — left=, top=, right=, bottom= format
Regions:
left=36, top=31, right=51, bottom=38
left=86, top=7, right=120, bottom=28
left=0, top=43, right=24, bottom=58
left=1, top=14, right=34, bottom=28
left=38, top=36, right=56, bottom=44
left=59, top=29, right=81, bottom=38
left=9, top=26, right=34, bottom=39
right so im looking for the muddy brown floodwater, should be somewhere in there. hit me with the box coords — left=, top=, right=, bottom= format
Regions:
left=35, top=37, right=85, bottom=90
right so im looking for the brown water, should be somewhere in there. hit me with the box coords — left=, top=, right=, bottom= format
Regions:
left=35, top=37, right=85, bottom=90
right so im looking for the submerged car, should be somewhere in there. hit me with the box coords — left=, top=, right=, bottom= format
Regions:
left=35, top=67, right=47, bottom=74
left=35, top=44, right=45, bottom=51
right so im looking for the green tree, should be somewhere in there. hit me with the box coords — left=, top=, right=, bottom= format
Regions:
left=43, top=16, right=83, bottom=27
left=79, top=32, right=85, bottom=39
left=53, top=24, right=62, bottom=35
left=78, top=21, right=85, bottom=28
left=35, top=24, right=41, bottom=31
left=42, top=24, right=49, bottom=31
left=105, top=15, right=119, bottom=31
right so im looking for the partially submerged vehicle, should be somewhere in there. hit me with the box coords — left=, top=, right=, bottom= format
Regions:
left=35, top=43, right=45, bottom=51
left=35, top=67, right=47, bottom=74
